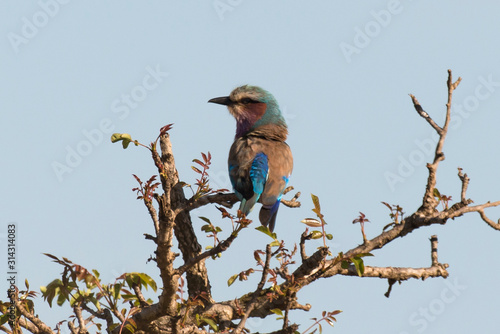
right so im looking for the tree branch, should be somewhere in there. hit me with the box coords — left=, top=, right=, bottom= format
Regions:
left=410, top=70, right=462, bottom=215
left=233, top=244, right=273, bottom=334
left=0, top=325, right=12, bottom=334
left=73, top=305, right=87, bottom=333
left=457, top=168, right=470, bottom=204
left=157, top=135, right=212, bottom=299
left=478, top=209, right=500, bottom=230
left=68, top=321, right=77, bottom=334
left=176, top=230, right=239, bottom=275
left=16, top=317, right=40, bottom=334
left=409, top=94, right=442, bottom=134
left=280, top=188, right=301, bottom=208
left=133, top=283, right=151, bottom=308
left=146, top=199, right=160, bottom=236
left=13, top=289, right=54, bottom=334
left=299, top=230, right=312, bottom=262
left=445, top=201, right=500, bottom=223
left=176, top=193, right=239, bottom=214
left=80, top=304, right=114, bottom=333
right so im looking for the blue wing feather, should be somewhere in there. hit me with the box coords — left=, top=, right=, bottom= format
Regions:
left=240, top=153, right=268, bottom=214
left=250, top=153, right=268, bottom=196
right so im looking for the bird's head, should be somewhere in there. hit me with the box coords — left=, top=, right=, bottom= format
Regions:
left=209, top=85, right=287, bottom=138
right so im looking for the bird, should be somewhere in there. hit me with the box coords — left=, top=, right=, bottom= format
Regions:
left=208, top=85, right=293, bottom=232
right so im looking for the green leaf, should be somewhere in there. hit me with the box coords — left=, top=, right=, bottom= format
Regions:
left=124, top=319, right=137, bottom=333
left=341, top=260, right=350, bottom=269
left=40, top=279, right=65, bottom=307
left=201, top=224, right=213, bottom=233
left=199, top=216, right=212, bottom=224
left=227, top=274, right=238, bottom=287
left=270, top=308, right=283, bottom=316
left=0, top=314, right=10, bottom=326
left=109, top=323, right=120, bottom=332
left=301, top=218, right=323, bottom=227
left=433, top=188, right=441, bottom=199
left=200, top=317, right=218, bottom=332
left=269, top=240, right=281, bottom=247
left=352, top=257, right=365, bottom=276
left=110, top=133, right=123, bottom=143
left=255, top=225, right=277, bottom=240
left=92, top=269, right=100, bottom=279
left=113, top=283, right=121, bottom=300
left=57, top=290, right=68, bottom=306
left=311, top=193, right=321, bottom=212
left=310, top=230, right=323, bottom=240
left=356, top=253, right=374, bottom=258
left=325, top=233, right=333, bottom=240
left=124, top=273, right=157, bottom=292
left=110, top=133, right=133, bottom=149
left=138, top=273, right=157, bottom=292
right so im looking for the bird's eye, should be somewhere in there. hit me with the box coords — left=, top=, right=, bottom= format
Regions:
left=241, top=98, right=254, bottom=104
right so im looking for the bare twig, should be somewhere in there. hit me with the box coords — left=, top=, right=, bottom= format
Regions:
left=478, top=209, right=500, bottom=230
left=384, top=279, right=397, bottom=298
left=446, top=201, right=500, bottom=225
left=299, top=230, right=312, bottom=262
left=338, top=263, right=449, bottom=281
left=411, top=70, right=462, bottom=215
left=457, top=168, right=470, bottom=204
left=430, top=235, right=439, bottom=266
left=409, top=94, right=442, bottom=134
left=281, top=190, right=301, bottom=208
left=380, top=235, right=448, bottom=298
left=145, top=199, right=160, bottom=235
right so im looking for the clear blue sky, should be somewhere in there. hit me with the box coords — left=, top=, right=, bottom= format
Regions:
left=2, top=1, right=500, bottom=333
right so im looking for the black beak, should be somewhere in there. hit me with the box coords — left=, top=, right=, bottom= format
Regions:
left=208, top=96, right=232, bottom=106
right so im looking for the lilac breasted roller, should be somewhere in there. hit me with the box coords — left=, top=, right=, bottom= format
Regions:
left=208, top=85, right=293, bottom=231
